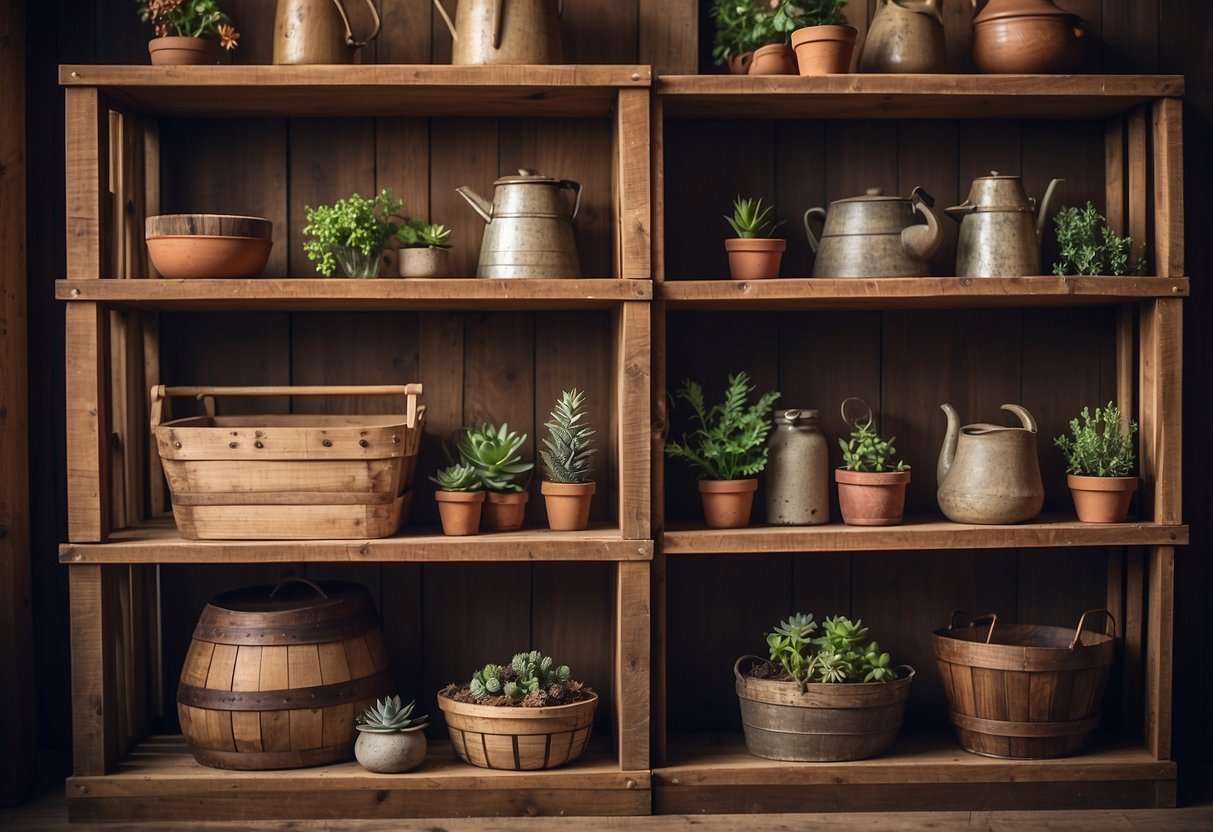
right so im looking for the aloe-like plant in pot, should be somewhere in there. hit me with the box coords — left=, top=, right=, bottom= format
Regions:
left=437, top=651, right=597, bottom=771
left=303, top=189, right=403, bottom=279
left=354, top=695, right=429, bottom=774
left=736, top=612, right=914, bottom=762
left=540, top=389, right=597, bottom=531
left=666, top=371, right=781, bottom=529
left=1055, top=402, right=1138, bottom=523
left=724, top=196, right=786, bottom=281
left=789, top=0, right=855, bottom=75
left=457, top=421, right=534, bottom=532
left=835, top=397, right=910, bottom=526
left=397, top=219, right=453, bottom=278
left=429, top=463, right=484, bottom=536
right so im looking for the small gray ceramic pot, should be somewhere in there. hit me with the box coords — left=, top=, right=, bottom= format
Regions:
left=354, top=725, right=428, bottom=773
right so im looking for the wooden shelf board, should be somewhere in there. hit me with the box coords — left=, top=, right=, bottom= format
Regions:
left=657, top=74, right=1184, bottom=119
left=67, top=736, right=649, bottom=822
left=662, top=514, right=1187, bottom=555
left=60, top=519, right=652, bottom=564
left=657, top=277, right=1188, bottom=310
left=60, top=65, right=650, bottom=118
left=654, top=734, right=1176, bottom=813
left=57, top=278, right=650, bottom=311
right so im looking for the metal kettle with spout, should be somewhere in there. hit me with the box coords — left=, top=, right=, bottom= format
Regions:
left=946, top=172, right=1063, bottom=277
left=273, top=0, right=381, bottom=65
left=457, top=169, right=582, bottom=279
left=433, top=0, right=563, bottom=65
left=937, top=403, right=1044, bottom=524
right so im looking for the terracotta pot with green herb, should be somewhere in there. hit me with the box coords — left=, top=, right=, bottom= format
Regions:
left=303, top=189, right=403, bottom=279
left=711, top=0, right=806, bottom=75
left=725, top=197, right=786, bottom=280
left=137, top=0, right=240, bottom=65
left=1055, top=402, right=1138, bottom=523
left=457, top=422, right=534, bottom=532
left=835, top=397, right=910, bottom=526
left=1052, top=202, right=1146, bottom=276
left=397, top=220, right=453, bottom=278
left=790, top=0, right=856, bottom=75
left=666, top=372, right=781, bottom=529
left=354, top=695, right=428, bottom=774
left=430, top=463, right=484, bottom=536
left=540, top=390, right=597, bottom=532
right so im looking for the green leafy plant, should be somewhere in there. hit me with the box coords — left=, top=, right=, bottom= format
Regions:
left=710, top=1, right=846, bottom=65
left=397, top=217, right=452, bottom=249
left=303, top=189, right=403, bottom=277
left=136, top=0, right=240, bottom=47
left=457, top=422, right=534, bottom=492
left=356, top=695, right=428, bottom=732
left=429, top=463, right=482, bottom=492
left=1052, top=202, right=1146, bottom=276
left=665, top=371, right=781, bottom=480
left=1054, top=401, right=1138, bottom=477
left=541, top=389, right=596, bottom=484
left=724, top=196, right=777, bottom=239
left=467, top=652, right=580, bottom=706
left=839, top=418, right=907, bottom=473
left=764, top=613, right=897, bottom=686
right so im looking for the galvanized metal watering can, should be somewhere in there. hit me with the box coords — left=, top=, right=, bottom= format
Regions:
left=273, top=0, right=381, bottom=65
left=946, top=172, right=1063, bottom=277
left=804, top=187, right=942, bottom=277
left=433, top=0, right=563, bottom=65
left=937, top=403, right=1044, bottom=524
left=457, top=169, right=582, bottom=279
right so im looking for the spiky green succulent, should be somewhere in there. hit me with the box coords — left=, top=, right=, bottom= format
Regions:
left=356, top=695, right=428, bottom=732
left=457, top=422, right=534, bottom=492
left=469, top=651, right=572, bottom=703
left=429, top=462, right=482, bottom=492
left=540, top=389, right=596, bottom=484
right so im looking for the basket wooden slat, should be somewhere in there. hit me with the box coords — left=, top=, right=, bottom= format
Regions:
left=437, top=693, right=598, bottom=771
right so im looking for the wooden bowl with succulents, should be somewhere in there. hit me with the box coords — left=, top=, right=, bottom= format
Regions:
left=354, top=695, right=429, bottom=774
left=437, top=652, right=597, bottom=771
left=457, top=422, right=534, bottom=532
left=540, top=389, right=597, bottom=531
left=145, top=215, right=273, bottom=279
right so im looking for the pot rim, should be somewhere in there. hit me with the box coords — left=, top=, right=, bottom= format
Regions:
left=724, top=237, right=787, bottom=251
left=485, top=490, right=529, bottom=504
left=835, top=467, right=911, bottom=485
left=437, top=689, right=599, bottom=718
left=697, top=477, right=759, bottom=494
left=434, top=489, right=486, bottom=503
left=1066, top=473, right=1138, bottom=492
left=541, top=480, right=597, bottom=496
left=356, top=723, right=429, bottom=734
left=790, top=25, right=858, bottom=46
left=972, top=0, right=1079, bottom=25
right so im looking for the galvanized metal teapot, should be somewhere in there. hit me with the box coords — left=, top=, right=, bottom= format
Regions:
left=457, top=169, right=582, bottom=279
left=946, top=172, right=1063, bottom=277
left=433, top=0, right=563, bottom=65
left=273, top=0, right=381, bottom=65
left=804, top=187, right=942, bottom=278
left=859, top=0, right=947, bottom=73
left=937, top=403, right=1044, bottom=524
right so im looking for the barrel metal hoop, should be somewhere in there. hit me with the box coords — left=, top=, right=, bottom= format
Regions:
left=177, top=668, right=392, bottom=711
left=192, top=607, right=379, bottom=645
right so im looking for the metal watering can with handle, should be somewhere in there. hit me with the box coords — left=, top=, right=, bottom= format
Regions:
left=937, top=403, right=1044, bottom=524
left=433, top=0, right=563, bottom=65
left=273, top=0, right=381, bottom=65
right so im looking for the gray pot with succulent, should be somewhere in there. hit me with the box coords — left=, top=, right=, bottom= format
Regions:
left=540, top=389, right=597, bottom=531
left=457, top=422, right=534, bottom=532
left=397, top=219, right=453, bottom=277
left=354, top=695, right=429, bottom=773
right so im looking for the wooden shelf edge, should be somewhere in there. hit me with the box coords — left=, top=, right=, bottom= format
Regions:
left=57, top=278, right=652, bottom=310
left=60, top=522, right=653, bottom=564
left=662, top=516, right=1188, bottom=555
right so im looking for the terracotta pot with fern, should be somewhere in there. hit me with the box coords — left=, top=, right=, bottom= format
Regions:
left=540, top=389, right=597, bottom=531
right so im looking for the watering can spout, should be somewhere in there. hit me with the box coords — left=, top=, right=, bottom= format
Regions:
left=938, top=403, right=960, bottom=487
left=456, top=186, right=494, bottom=223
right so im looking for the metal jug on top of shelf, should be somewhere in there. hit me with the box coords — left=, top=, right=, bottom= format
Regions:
left=457, top=169, right=582, bottom=278
left=946, top=172, right=1063, bottom=277
left=273, top=0, right=381, bottom=65
left=937, top=403, right=1044, bottom=524
left=859, top=0, right=947, bottom=73
left=433, top=0, right=563, bottom=65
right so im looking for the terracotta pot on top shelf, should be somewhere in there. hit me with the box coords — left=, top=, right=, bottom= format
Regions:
left=749, top=43, right=797, bottom=75
left=698, top=478, right=758, bottom=529
left=725, top=238, right=786, bottom=280
left=791, top=25, right=857, bottom=75
left=1066, top=474, right=1137, bottom=523
left=148, top=36, right=220, bottom=66
left=728, top=52, right=755, bottom=75
left=482, top=490, right=528, bottom=532
left=541, top=481, right=595, bottom=531
left=435, top=490, right=485, bottom=536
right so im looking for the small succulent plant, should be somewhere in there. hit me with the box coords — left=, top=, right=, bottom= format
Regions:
left=356, top=695, right=428, bottom=732
left=429, top=462, right=482, bottom=492
left=469, top=651, right=572, bottom=704
left=839, top=418, right=907, bottom=473
left=398, top=218, right=452, bottom=249
left=541, top=389, right=596, bottom=484
left=724, top=196, right=776, bottom=239
left=457, top=422, right=534, bottom=492
left=763, top=613, right=898, bottom=685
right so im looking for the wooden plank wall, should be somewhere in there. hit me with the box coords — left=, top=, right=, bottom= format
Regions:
left=12, top=0, right=1213, bottom=796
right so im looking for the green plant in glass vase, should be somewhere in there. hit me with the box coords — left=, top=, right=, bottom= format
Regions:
left=303, top=189, right=403, bottom=278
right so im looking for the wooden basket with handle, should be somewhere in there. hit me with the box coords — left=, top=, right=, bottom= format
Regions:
left=151, top=384, right=424, bottom=540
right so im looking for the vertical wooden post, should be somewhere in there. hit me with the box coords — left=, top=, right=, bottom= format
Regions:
left=1127, top=105, right=1149, bottom=268
left=0, top=0, right=36, bottom=806
left=615, top=560, right=650, bottom=771
left=1146, top=546, right=1175, bottom=760
left=616, top=88, right=651, bottom=280
left=650, top=300, right=667, bottom=766
left=70, top=565, right=123, bottom=776
left=651, top=97, right=666, bottom=283
left=1152, top=98, right=1184, bottom=278
left=616, top=302, right=651, bottom=540
left=1139, top=299, right=1182, bottom=524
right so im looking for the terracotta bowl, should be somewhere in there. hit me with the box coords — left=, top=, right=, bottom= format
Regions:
left=146, top=214, right=273, bottom=279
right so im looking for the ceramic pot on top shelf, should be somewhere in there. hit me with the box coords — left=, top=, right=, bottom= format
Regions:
left=970, top=0, right=1085, bottom=74
left=859, top=0, right=947, bottom=73
left=937, top=403, right=1044, bottom=524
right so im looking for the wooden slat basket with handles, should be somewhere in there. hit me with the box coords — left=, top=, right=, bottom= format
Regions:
left=932, top=609, right=1117, bottom=760
left=151, top=384, right=424, bottom=539
left=178, top=577, right=392, bottom=770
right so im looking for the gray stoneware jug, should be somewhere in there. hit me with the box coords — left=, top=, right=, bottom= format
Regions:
left=804, top=187, right=942, bottom=277
left=457, top=169, right=582, bottom=279
left=946, top=172, right=1063, bottom=277
left=937, top=403, right=1044, bottom=524
left=765, top=409, right=830, bottom=526
left=859, top=0, right=947, bottom=73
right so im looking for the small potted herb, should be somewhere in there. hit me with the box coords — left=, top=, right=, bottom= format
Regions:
left=724, top=197, right=786, bottom=280
left=835, top=398, right=910, bottom=526
left=710, top=0, right=803, bottom=74
left=429, top=463, right=484, bottom=536
left=303, top=189, right=403, bottom=279
left=136, top=0, right=239, bottom=65
left=540, top=389, right=597, bottom=531
left=790, top=1, right=855, bottom=75
left=397, top=219, right=453, bottom=278
left=457, top=422, right=534, bottom=532
left=736, top=613, right=913, bottom=761
left=354, top=695, right=428, bottom=774
left=1055, top=401, right=1138, bottom=523
left=1053, top=202, right=1147, bottom=276
left=437, top=651, right=597, bottom=771
left=666, top=371, right=781, bottom=529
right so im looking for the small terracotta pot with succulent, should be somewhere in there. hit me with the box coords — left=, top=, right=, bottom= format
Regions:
left=540, top=389, right=597, bottom=531
left=724, top=196, right=786, bottom=280
left=437, top=651, right=597, bottom=771
left=137, top=0, right=240, bottom=65
left=835, top=397, right=910, bottom=526
left=1055, top=401, right=1139, bottom=523
left=666, top=371, right=781, bottom=529
left=354, top=695, right=428, bottom=774
left=457, top=422, right=534, bottom=532
left=430, top=463, right=484, bottom=536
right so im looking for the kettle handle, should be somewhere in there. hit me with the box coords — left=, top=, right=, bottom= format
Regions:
left=432, top=0, right=457, bottom=40
left=332, top=0, right=381, bottom=48
left=559, top=179, right=583, bottom=221
left=803, top=207, right=826, bottom=253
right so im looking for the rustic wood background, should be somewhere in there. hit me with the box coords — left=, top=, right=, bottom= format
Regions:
left=11, top=0, right=1213, bottom=804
